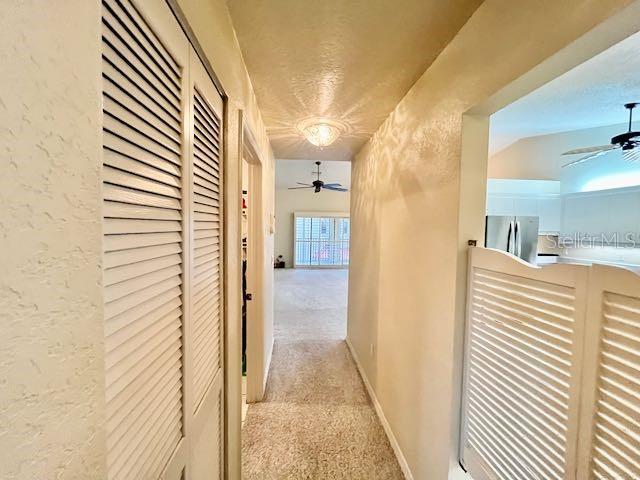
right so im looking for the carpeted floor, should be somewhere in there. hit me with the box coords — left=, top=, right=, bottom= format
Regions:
left=241, top=269, right=404, bottom=480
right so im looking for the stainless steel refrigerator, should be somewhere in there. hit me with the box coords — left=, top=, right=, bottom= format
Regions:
left=485, top=216, right=539, bottom=264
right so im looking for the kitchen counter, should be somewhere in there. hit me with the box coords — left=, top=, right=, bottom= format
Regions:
left=536, top=253, right=640, bottom=272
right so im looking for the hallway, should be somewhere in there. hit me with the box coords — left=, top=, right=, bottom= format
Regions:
left=241, top=269, right=403, bottom=479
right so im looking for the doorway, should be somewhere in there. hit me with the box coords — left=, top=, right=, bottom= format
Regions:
left=238, top=113, right=268, bottom=406
left=455, top=6, right=640, bottom=480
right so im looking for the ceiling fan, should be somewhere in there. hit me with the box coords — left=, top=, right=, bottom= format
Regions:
left=562, top=102, right=640, bottom=168
left=288, top=161, right=348, bottom=193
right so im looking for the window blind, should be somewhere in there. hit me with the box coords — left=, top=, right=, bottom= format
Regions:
left=294, top=215, right=350, bottom=267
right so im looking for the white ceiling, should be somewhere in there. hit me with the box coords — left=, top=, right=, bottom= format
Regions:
left=275, top=159, right=351, bottom=189
left=228, top=0, right=482, bottom=161
left=490, top=30, right=640, bottom=155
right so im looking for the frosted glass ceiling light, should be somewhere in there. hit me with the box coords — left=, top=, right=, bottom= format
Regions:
left=297, top=118, right=344, bottom=147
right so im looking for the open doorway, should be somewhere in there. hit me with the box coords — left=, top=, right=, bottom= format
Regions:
left=455, top=8, right=640, bottom=480
left=241, top=158, right=249, bottom=423
left=238, top=113, right=269, bottom=408
left=274, top=160, right=351, bottom=270
left=485, top=29, right=640, bottom=268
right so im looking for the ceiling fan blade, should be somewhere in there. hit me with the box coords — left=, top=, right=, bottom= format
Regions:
left=322, top=183, right=343, bottom=187
left=322, top=185, right=349, bottom=192
left=562, top=144, right=616, bottom=156
left=623, top=148, right=640, bottom=163
left=561, top=147, right=618, bottom=168
left=297, top=182, right=313, bottom=186
left=288, top=186, right=314, bottom=190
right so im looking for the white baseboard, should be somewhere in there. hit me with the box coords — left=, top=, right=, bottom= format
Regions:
left=263, top=336, right=274, bottom=393
left=346, top=337, right=414, bottom=480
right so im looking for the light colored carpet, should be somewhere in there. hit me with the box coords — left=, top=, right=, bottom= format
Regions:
left=242, top=269, right=404, bottom=480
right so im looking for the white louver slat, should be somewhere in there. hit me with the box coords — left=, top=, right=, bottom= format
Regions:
left=594, top=293, right=640, bottom=477
left=190, top=87, right=223, bottom=413
left=577, top=265, right=640, bottom=480
left=101, top=0, right=187, bottom=478
left=461, top=248, right=588, bottom=480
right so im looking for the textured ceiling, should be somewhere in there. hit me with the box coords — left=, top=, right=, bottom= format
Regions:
left=228, top=0, right=483, bottom=161
left=275, top=159, right=351, bottom=189
left=491, top=30, right=640, bottom=155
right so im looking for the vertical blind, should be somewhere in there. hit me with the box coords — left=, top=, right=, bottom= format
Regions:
left=294, top=215, right=350, bottom=267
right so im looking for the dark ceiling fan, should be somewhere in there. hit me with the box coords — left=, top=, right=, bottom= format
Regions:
left=562, top=102, right=640, bottom=168
left=288, top=161, right=348, bottom=193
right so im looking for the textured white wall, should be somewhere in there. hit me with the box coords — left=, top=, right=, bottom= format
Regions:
left=0, top=2, right=105, bottom=479
left=274, top=189, right=351, bottom=267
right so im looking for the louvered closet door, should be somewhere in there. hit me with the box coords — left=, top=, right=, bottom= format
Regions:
left=460, top=248, right=589, bottom=480
left=185, top=47, right=225, bottom=480
left=577, top=265, right=640, bottom=480
left=101, top=0, right=190, bottom=478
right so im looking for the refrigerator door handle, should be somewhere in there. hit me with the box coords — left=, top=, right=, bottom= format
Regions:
left=506, top=221, right=514, bottom=254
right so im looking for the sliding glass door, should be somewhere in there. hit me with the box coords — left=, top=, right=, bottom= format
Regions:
left=294, top=213, right=350, bottom=267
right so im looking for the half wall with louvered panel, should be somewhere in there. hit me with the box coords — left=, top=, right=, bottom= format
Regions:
left=577, top=265, right=640, bottom=480
left=101, top=0, right=189, bottom=478
left=190, top=87, right=223, bottom=412
left=460, top=248, right=588, bottom=480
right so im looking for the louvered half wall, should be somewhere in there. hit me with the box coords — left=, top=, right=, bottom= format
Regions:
left=102, top=0, right=184, bottom=478
left=460, top=248, right=588, bottom=480
left=590, top=292, right=640, bottom=478
left=191, top=88, right=223, bottom=412
left=466, top=269, right=575, bottom=479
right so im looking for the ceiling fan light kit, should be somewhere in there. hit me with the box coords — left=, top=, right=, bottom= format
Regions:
left=287, top=161, right=349, bottom=194
left=562, top=102, right=640, bottom=168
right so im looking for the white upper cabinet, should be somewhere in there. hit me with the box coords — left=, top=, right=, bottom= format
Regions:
left=561, top=186, right=640, bottom=244
left=486, top=179, right=562, bottom=234
left=487, top=180, right=640, bottom=241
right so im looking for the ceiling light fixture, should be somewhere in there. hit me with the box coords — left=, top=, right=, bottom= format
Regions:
left=297, top=118, right=345, bottom=148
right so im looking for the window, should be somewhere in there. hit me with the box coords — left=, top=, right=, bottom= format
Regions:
left=294, top=214, right=350, bottom=267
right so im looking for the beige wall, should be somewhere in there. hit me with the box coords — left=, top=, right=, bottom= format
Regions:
left=0, top=1, right=105, bottom=478
left=275, top=189, right=351, bottom=266
left=347, top=1, right=637, bottom=479
left=176, top=1, right=275, bottom=478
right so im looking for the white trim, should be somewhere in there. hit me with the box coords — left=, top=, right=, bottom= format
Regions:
left=346, top=337, right=414, bottom=480
left=262, top=336, right=274, bottom=393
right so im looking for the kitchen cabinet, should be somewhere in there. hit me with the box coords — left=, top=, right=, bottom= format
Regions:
left=561, top=186, right=640, bottom=245
left=486, top=180, right=562, bottom=234
left=486, top=180, right=640, bottom=240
